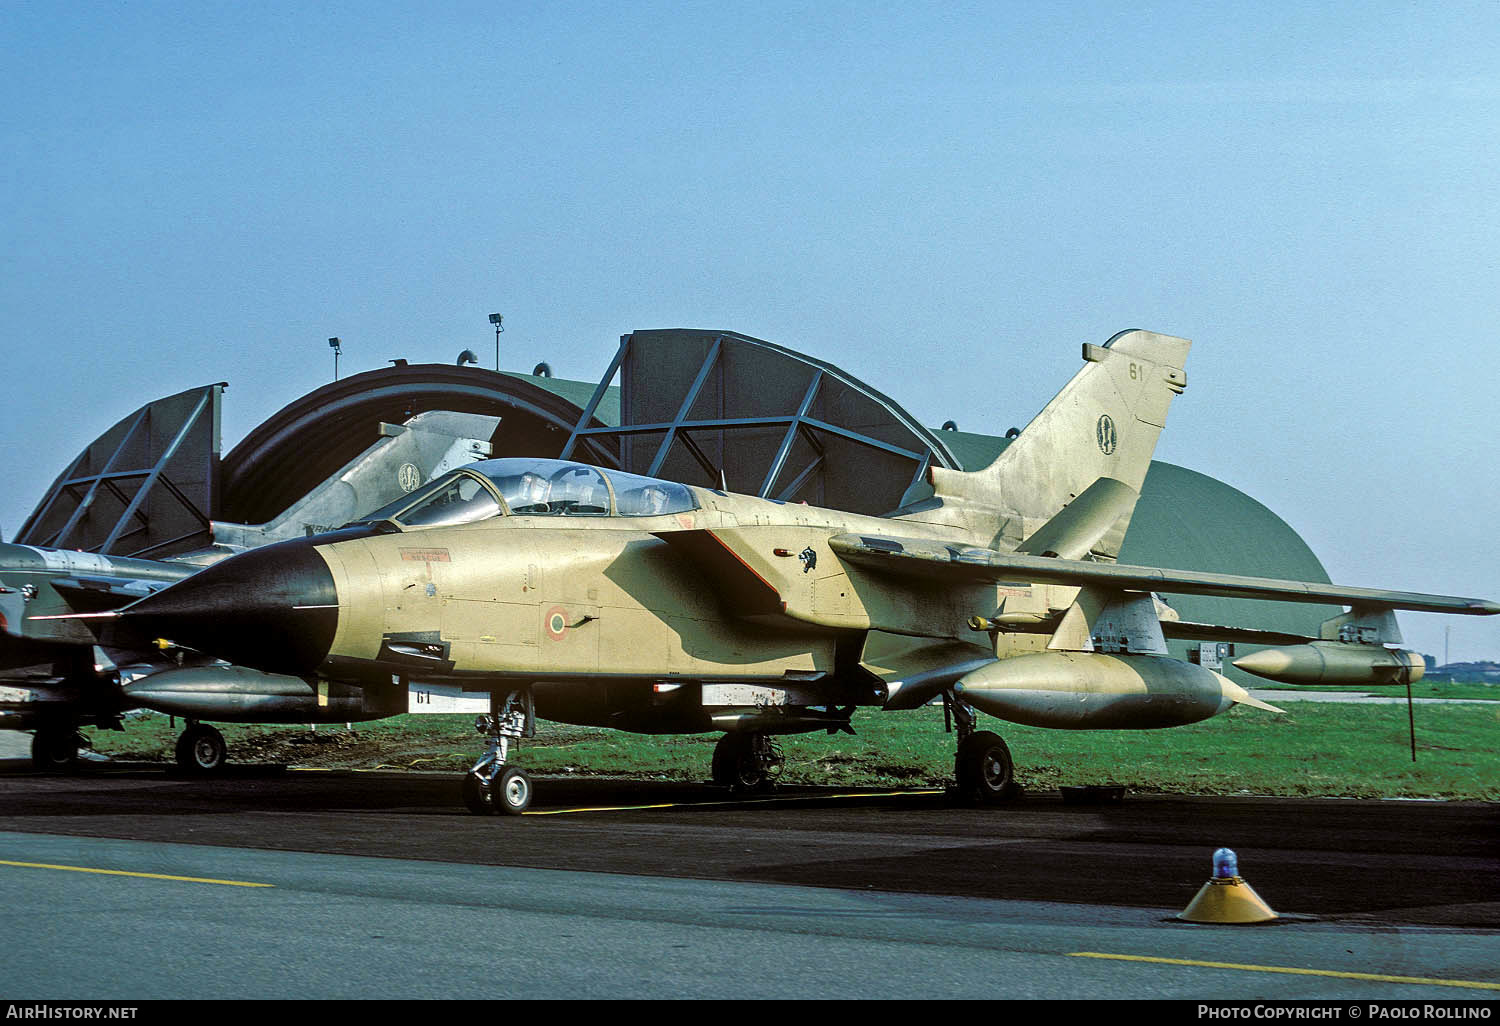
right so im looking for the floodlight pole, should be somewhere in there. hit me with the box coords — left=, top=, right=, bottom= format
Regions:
left=489, top=313, right=504, bottom=370
left=328, top=337, right=343, bottom=381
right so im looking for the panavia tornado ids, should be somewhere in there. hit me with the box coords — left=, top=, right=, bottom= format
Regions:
left=64, top=330, right=1498, bottom=813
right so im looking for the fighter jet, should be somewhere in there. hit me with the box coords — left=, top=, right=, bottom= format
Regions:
left=77, top=330, right=1497, bottom=813
left=2, top=411, right=500, bottom=771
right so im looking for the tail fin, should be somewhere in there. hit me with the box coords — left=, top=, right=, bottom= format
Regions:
left=919, top=329, right=1191, bottom=556
left=208, top=411, right=501, bottom=548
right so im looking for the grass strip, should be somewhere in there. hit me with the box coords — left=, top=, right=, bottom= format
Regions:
left=86, top=700, right=1500, bottom=800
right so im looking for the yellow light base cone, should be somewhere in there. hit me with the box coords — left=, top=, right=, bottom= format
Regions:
left=1177, top=876, right=1278, bottom=924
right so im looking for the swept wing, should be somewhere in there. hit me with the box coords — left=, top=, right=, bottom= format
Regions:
left=826, top=533, right=1500, bottom=617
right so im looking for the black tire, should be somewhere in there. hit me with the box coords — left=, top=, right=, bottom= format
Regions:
left=711, top=733, right=745, bottom=787
left=461, top=773, right=496, bottom=815
left=174, top=725, right=227, bottom=775
left=494, top=766, right=532, bottom=815
left=711, top=733, right=773, bottom=792
left=31, top=727, right=81, bottom=774
left=956, top=730, right=1018, bottom=804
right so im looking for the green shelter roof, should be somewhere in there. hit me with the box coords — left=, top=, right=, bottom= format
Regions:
left=500, top=371, right=619, bottom=427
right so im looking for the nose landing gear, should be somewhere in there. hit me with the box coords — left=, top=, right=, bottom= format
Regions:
left=463, top=689, right=535, bottom=816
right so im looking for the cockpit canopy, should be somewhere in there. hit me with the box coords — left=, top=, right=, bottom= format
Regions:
left=354, top=458, right=697, bottom=529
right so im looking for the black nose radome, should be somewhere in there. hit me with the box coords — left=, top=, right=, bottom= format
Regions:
left=122, top=538, right=338, bottom=675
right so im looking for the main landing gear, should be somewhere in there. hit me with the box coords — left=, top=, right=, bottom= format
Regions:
left=31, top=724, right=88, bottom=773
left=174, top=721, right=227, bottom=775
left=711, top=732, right=784, bottom=793
left=946, top=692, right=1019, bottom=804
left=463, top=689, right=536, bottom=816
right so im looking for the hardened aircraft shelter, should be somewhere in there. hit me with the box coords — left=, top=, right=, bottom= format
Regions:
left=12, top=328, right=1339, bottom=683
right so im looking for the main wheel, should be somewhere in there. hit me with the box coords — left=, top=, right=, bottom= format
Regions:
left=31, top=727, right=81, bottom=773
left=174, top=725, right=227, bottom=775
left=494, top=766, right=532, bottom=815
left=956, top=730, right=1018, bottom=804
left=711, top=733, right=779, bottom=793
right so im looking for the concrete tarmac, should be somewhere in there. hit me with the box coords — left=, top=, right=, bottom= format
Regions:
left=1, top=760, right=1496, bottom=925
left=0, top=756, right=1497, bottom=999
left=3, top=828, right=1497, bottom=1000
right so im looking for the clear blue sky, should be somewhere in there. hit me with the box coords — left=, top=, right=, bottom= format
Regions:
left=3, top=2, right=1496, bottom=661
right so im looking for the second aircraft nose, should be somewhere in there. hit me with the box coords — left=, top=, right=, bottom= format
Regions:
left=121, top=538, right=339, bottom=676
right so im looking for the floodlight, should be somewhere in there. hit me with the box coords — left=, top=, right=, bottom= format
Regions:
left=489, top=314, right=504, bottom=370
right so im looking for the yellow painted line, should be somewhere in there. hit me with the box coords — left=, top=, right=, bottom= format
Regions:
left=809, top=789, right=945, bottom=801
left=522, top=792, right=936, bottom=816
left=288, top=767, right=403, bottom=773
left=0, top=859, right=273, bottom=888
left=527, top=803, right=679, bottom=815
left=261, top=773, right=942, bottom=811
left=1069, top=952, right=1500, bottom=991
left=288, top=766, right=449, bottom=774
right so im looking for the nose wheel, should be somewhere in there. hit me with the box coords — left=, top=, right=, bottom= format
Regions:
left=462, top=764, right=533, bottom=816
left=464, top=689, right=535, bottom=816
